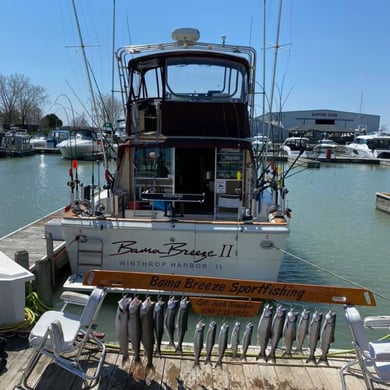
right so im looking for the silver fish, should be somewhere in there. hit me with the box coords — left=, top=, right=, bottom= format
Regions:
left=256, top=304, right=273, bottom=361
left=282, top=308, right=299, bottom=357
left=230, top=321, right=241, bottom=359
left=295, top=309, right=311, bottom=354
left=115, top=296, right=131, bottom=365
left=164, top=296, right=179, bottom=348
left=318, top=310, right=336, bottom=365
left=175, top=297, right=190, bottom=355
left=268, top=305, right=287, bottom=363
left=140, top=297, right=155, bottom=368
left=215, top=322, right=229, bottom=368
left=128, top=297, right=142, bottom=362
left=306, top=310, right=323, bottom=364
left=153, top=297, right=165, bottom=357
left=205, top=320, right=217, bottom=365
left=193, top=320, right=206, bottom=368
left=241, top=322, right=254, bottom=361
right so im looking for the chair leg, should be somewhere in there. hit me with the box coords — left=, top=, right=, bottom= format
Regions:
left=15, top=349, right=43, bottom=389
left=340, top=358, right=357, bottom=390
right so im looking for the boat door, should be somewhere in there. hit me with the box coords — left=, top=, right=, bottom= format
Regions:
left=175, top=148, right=215, bottom=214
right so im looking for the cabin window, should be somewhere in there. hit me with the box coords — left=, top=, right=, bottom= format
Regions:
left=134, top=147, right=173, bottom=178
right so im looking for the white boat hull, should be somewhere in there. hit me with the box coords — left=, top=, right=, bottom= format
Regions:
left=56, top=217, right=289, bottom=282
left=57, top=140, right=101, bottom=159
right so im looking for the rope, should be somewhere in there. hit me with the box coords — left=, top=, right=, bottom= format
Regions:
left=275, top=246, right=390, bottom=303
left=0, top=288, right=52, bottom=334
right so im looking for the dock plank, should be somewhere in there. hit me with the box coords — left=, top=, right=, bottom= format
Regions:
left=0, top=209, right=64, bottom=268
left=2, top=335, right=390, bottom=389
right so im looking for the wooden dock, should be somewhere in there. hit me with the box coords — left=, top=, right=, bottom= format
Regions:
left=0, top=209, right=65, bottom=270
left=0, top=209, right=386, bottom=389
left=0, top=335, right=381, bottom=390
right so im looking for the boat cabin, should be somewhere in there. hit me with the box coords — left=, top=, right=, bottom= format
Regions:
left=114, top=31, right=260, bottom=219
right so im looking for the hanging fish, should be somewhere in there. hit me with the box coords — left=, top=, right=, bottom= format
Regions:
left=295, top=309, right=311, bottom=354
left=215, top=322, right=229, bottom=368
left=140, top=296, right=155, bottom=368
left=268, top=305, right=287, bottom=363
left=256, top=304, right=273, bottom=361
left=241, top=322, right=254, bottom=361
left=175, top=297, right=190, bottom=355
left=128, top=297, right=142, bottom=362
left=153, top=297, right=165, bottom=357
left=282, top=308, right=299, bottom=358
left=193, top=320, right=206, bottom=368
left=164, top=296, right=179, bottom=348
left=205, top=320, right=217, bottom=365
left=306, top=310, right=323, bottom=364
left=115, top=296, right=131, bottom=365
left=318, top=310, right=336, bottom=365
left=230, top=321, right=241, bottom=359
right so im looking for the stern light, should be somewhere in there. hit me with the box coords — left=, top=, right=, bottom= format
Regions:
left=172, top=27, right=200, bottom=44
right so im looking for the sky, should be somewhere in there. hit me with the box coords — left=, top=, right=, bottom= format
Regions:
left=2, top=0, right=390, bottom=129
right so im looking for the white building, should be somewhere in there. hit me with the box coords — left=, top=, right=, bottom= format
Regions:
left=255, top=109, right=380, bottom=144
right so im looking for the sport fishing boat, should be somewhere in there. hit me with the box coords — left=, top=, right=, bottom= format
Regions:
left=46, top=28, right=291, bottom=287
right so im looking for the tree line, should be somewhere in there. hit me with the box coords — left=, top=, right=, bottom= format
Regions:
left=0, top=73, right=123, bottom=131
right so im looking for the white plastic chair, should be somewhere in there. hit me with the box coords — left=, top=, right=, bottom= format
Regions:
left=17, top=287, right=107, bottom=388
left=340, top=304, right=390, bottom=390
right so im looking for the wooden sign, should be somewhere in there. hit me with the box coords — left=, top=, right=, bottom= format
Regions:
left=190, top=297, right=261, bottom=317
left=83, top=270, right=376, bottom=307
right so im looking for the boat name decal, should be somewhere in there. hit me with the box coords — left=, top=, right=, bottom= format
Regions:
left=148, top=275, right=306, bottom=300
left=110, top=240, right=234, bottom=262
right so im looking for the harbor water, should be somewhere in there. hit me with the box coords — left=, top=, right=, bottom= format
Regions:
left=0, top=154, right=389, bottom=349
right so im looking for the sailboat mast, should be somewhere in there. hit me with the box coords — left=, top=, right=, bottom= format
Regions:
left=70, top=0, right=108, bottom=169
left=71, top=0, right=99, bottom=126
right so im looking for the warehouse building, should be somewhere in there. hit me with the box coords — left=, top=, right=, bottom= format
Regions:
left=255, top=109, right=380, bottom=144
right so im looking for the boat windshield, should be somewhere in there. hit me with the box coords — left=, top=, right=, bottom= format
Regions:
left=165, top=57, right=247, bottom=101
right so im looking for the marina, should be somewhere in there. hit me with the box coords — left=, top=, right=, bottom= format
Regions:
left=0, top=158, right=389, bottom=389
left=0, top=4, right=390, bottom=388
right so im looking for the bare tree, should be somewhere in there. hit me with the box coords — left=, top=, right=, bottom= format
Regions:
left=0, top=73, right=21, bottom=124
left=0, top=73, right=47, bottom=126
left=72, top=112, right=90, bottom=128
left=93, top=93, right=123, bottom=127
left=18, top=83, right=48, bottom=125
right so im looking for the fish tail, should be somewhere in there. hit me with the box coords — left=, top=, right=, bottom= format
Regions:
left=154, top=346, right=161, bottom=357
left=267, top=351, right=276, bottom=363
left=317, top=356, right=329, bottom=365
left=306, top=355, right=317, bottom=364
left=256, top=351, right=267, bottom=361
left=215, top=360, right=223, bottom=368
left=121, top=354, right=129, bottom=366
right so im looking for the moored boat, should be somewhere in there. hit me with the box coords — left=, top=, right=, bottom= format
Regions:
left=279, top=136, right=312, bottom=158
left=376, top=192, right=390, bottom=213
left=308, top=138, right=354, bottom=159
left=46, top=28, right=291, bottom=291
left=1, top=128, right=34, bottom=157
left=56, top=128, right=103, bottom=160
left=346, top=133, right=390, bottom=159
